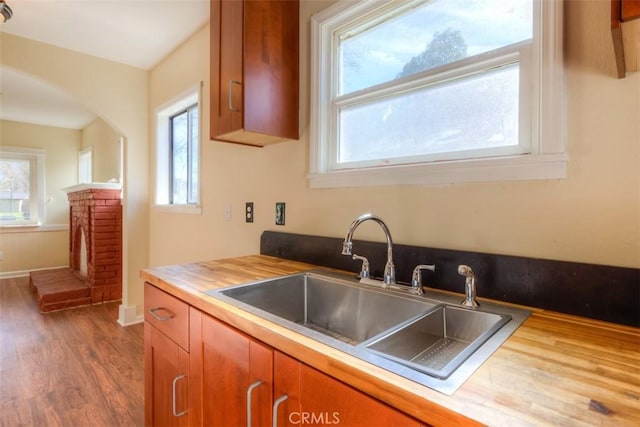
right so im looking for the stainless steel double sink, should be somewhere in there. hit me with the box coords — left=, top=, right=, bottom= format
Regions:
left=206, top=270, right=530, bottom=394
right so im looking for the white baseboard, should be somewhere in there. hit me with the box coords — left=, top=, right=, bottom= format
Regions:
left=0, top=265, right=69, bottom=280
left=117, top=303, right=143, bottom=327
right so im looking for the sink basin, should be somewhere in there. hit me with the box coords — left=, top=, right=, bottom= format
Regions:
left=207, top=269, right=530, bottom=395
left=216, top=271, right=436, bottom=344
left=363, top=305, right=511, bottom=379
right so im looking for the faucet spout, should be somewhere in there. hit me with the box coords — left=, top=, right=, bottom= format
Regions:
left=342, top=213, right=395, bottom=286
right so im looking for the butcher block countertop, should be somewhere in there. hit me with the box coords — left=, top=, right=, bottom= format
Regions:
left=140, top=255, right=640, bottom=427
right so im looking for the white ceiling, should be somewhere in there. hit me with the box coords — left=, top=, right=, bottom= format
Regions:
left=0, top=0, right=210, bottom=129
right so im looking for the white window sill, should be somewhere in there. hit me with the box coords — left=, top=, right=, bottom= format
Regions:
left=153, top=204, right=202, bottom=215
left=308, top=153, right=568, bottom=188
left=0, top=224, right=69, bottom=233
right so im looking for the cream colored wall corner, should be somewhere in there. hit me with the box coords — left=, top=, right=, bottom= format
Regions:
left=1, top=33, right=150, bottom=318
left=0, top=120, right=79, bottom=275
left=148, top=0, right=639, bottom=270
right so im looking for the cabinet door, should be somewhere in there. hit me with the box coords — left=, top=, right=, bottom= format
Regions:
left=200, top=313, right=273, bottom=427
left=243, top=0, right=299, bottom=140
left=299, top=364, right=424, bottom=427
left=144, top=322, right=190, bottom=427
left=273, top=351, right=301, bottom=427
left=210, top=0, right=299, bottom=144
left=210, top=0, right=244, bottom=139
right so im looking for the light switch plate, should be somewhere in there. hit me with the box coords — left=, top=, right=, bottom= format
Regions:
left=275, top=202, right=285, bottom=226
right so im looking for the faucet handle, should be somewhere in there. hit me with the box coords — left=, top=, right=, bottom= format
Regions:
left=352, top=254, right=370, bottom=279
left=411, top=264, right=435, bottom=295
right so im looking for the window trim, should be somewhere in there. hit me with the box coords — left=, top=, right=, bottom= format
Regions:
left=0, top=146, right=45, bottom=227
left=154, top=83, right=202, bottom=214
left=309, top=0, right=566, bottom=188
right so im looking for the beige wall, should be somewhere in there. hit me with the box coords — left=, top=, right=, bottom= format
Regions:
left=0, top=120, right=81, bottom=274
left=1, top=33, right=149, bottom=319
left=82, top=118, right=121, bottom=183
left=148, top=0, right=639, bottom=270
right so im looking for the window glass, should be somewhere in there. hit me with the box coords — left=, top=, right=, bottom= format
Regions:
left=170, top=104, right=199, bottom=205
left=0, top=158, right=31, bottom=224
left=0, top=148, right=43, bottom=225
left=338, top=63, right=520, bottom=165
left=188, top=107, right=199, bottom=203
left=339, top=0, right=532, bottom=95
left=78, top=148, right=92, bottom=184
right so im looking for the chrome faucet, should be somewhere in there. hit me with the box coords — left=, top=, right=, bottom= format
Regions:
left=342, top=213, right=395, bottom=286
left=458, top=264, right=479, bottom=308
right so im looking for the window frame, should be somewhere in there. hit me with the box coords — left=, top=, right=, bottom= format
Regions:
left=0, top=146, right=45, bottom=227
left=154, top=83, right=202, bottom=214
left=309, top=0, right=566, bottom=188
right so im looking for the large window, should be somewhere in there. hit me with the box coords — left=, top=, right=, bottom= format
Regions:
left=0, top=147, right=45, bottom=226
left=310, top=0, right=566, bottom=187
left=155, top=85, right=201, bottom=212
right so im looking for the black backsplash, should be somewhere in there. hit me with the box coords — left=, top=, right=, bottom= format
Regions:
left=260, top=231, right=640, bottom=327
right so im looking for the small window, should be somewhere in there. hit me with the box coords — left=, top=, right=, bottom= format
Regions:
left=155, top=84, right=202, bottom=213
left=310, top=0, right=566, bottom=187
left=0, top=147, right=45, bottom=226
left=78, top=147, right=93, bottom=184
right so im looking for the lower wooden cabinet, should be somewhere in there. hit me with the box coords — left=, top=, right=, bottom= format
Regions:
left=190, top=309, right=422, bottom=426
left=299, top=363, right=422, bottom=427
left=144, top=282, right=422, bottom=426
left=144, top=321, right=190, bottom=427
left=144, top=283, right=190, bottom=427
left=190, top=310, right=274, bottom=426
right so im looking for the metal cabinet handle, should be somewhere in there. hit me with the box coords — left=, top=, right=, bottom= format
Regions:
left=228, top=79, right=241, bottom=112
left=149, top=307, right=175, bottom=321
left=172, top=374, right=187, bottom=417
left=272, top=394, right=288, bottom=427
left=246, top=380, right=262, bottom=427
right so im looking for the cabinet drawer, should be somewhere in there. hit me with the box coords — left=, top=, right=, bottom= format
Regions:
left=144, top=283, right=189, bottom=350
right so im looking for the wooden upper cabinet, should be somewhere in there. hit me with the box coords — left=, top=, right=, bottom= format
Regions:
left=210, top=0, right=300, bottom=146
left=622, top=0, right=640, bottom=21
left=612, top=0, right=640, bottom=78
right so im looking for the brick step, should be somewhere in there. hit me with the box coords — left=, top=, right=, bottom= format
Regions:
left=30, top=268, right=92, bottom=313
left=39, top=297, right=94, bottom=313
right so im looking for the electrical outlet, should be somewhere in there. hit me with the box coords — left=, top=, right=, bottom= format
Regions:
left=224, top=203, right=232, bottom=221
left=0, top=251, right=4, bottom=261
left=245, top=202, right=254, bottom=223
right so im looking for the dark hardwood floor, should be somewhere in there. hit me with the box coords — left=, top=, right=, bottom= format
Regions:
left=0, top=276, right=144, bottom=426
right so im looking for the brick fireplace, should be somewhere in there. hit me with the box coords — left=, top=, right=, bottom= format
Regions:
left=30, top=184, right=123, bottom=312
left=67, top=185, right=123, bottom=303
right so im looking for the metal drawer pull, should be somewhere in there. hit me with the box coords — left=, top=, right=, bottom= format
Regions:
left=172, top=374, right=187, bottom=417
left=228, top=79, right=241, bottom=112
left=246, top=380, right=262, bottom=427
left=272, top=394, right=288, bottom=427
left=149, top=307, right=175, bottom=321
